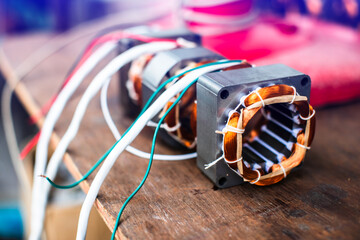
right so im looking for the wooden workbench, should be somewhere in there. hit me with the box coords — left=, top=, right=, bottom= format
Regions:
left=2, top=24, right=360, bottom=240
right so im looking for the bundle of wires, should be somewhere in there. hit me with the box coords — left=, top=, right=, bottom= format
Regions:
left=30, top=32, right=198, bottom=240
left=76, top=60, right=244, bottom=239
left=36, top=38, right=243, bottom=238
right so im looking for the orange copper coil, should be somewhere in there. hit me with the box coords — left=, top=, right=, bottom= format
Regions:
left=160, top=60, right=253, bottom=148
left=127, top=54, right=153, bottom=106
left=221, top=84, right=316, bottom=186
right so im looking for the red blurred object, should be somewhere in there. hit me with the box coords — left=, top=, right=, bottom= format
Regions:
left=202, top=14, right=360, bottom=107
left=20, top=132, right=41, bottom=160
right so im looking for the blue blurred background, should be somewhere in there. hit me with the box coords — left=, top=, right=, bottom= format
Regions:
left=0, top=0, right=359, bottom=34
left=0, top=0, right=170, bottom=33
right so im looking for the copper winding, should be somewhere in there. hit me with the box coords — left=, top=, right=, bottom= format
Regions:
left=128, top=55, right=315, bottom=185
left=127, top=54, right=315, bottom=185
left=161, top=60, right=253, bottom=148
left=128, top=54, right=153, bottom=106
left=127, top=53, right=253, bottom=148
left=222, top=84, right=316, bottom=186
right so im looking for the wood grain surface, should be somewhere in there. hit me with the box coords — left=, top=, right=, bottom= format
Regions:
left=2, top=23, right=360, bottom=240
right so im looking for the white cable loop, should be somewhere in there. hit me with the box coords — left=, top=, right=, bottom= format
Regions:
left=187, top=138, right=197, bottom=149
left=253, top=88, right=265, bottom=108
left=278, top=163, right=287, bottom=178
left=205, top=156, right=243, bottom=169
left=147, top=120, right=181, bottom=132
left=235, top=95, right=247, bottom=110
left=163, top=123, right=181, bottom=132
left=289, top=86, right=297, bottom=104
left=224, top=157, right=243, bottom=164
left=215, top=125, right=244, bottom=135
left=300, top=109, right=316, bottom=121
left=250, top=170, right=261, bottom=184
left=238, top=88, right=264, bottom=110
left=226, top=125, right=245, bottom=134
left=146, top=120, right=159, bottom=128
left=296, top=142, right=311, bottom=150
left=204, top=155, right=224, bottom=169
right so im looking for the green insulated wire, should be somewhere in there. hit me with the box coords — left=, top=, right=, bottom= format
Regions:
left=111, top=79, right=197, bottom=240
left=42, top=60, right=243, bottom=189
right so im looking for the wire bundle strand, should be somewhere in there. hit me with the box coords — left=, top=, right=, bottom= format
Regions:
left=30, top=28, right=243, bottom=239
left=76, top=60, right=244, bottom=240
left=31, top=36, right=181, bottom=240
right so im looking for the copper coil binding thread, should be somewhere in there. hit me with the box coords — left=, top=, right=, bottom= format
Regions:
left=218, top=84, right=316, bottom=186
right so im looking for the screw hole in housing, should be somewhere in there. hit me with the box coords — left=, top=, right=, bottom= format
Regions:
left=218, top=177, right=227, bottom=186
left=220, top=89, right=229, bottom=99
left=301, top=77, right=309, bottom=86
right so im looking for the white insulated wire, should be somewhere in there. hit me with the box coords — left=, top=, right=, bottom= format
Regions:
left=45, top=41, right=178, bottom=177
left=30, top=42, right=117, bottom=240
left=100, top=77, right=197, bottom=160
left=1, top=90, right=30, bottom=186
left=76, top=61, right=240, bottom=240
left=33, top=41, right=177, bottom=240
left=1, top=85, right=31, bottom=238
